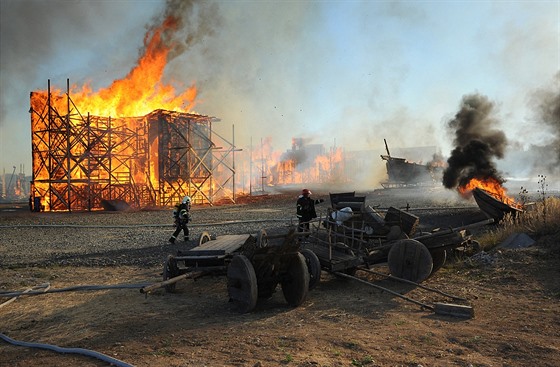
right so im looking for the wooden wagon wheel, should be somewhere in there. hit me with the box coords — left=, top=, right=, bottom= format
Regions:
left=227, top=255, right=258, bottom=313
left=198, top=231, right=212, bottom=246
left=301, top=249, right=321, bottom=290
left=281, top=253, right=310, bottom=307
left=256, top=229, right=268, bottom=248
left=429, top=248, right=447, bottom=275
left=387, top=239, right=433, bottom=283
left=162, top=255, right=179, bottom=293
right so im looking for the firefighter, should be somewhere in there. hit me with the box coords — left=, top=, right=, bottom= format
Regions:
left=169, top=196, right=191, bottom=243
left=296, top=188, right=324, bottom=235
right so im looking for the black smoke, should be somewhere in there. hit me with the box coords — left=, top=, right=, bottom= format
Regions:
left=147, top=0, right=222, bottom=62
left=442, top=94, right=508, bottom=189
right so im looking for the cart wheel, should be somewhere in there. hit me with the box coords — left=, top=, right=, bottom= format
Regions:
left=281, top=253, right=310, bottom=307
left=256, top=229, right=268, bottom=248
left=301, top=249, right=321, bottom=290
left=163, top=255, right=179, bottom=293
left=227, top=255, right=258, bottom=313
left=198, top=231, right=212, bottom=246
left=429, top=249, right=447, bottom=275
left=388, top=239, right=433, bottom=283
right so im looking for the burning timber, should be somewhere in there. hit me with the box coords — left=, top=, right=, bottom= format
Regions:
left=380, top=139, right=443, bottom=189
left=472, top=187, right=523, bottom=222
left=29, top=81, right=235, bottom=211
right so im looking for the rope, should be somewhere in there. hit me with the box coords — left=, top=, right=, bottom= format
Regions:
left=0, top=333, right=134, bottom=367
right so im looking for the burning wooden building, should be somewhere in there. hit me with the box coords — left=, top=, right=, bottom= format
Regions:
left=30, top=81, right=235, bottom=211
left=265, top=138, right=346, bottom=188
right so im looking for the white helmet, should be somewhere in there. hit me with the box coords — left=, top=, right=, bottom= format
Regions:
left=182, top=196, right=191, bottom=204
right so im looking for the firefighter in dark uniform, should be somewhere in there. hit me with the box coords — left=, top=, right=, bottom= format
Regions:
left=169, top=196, right=191, bottom=243
left=296, top=188, right=324, bottom=234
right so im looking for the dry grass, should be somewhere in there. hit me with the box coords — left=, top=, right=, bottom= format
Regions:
left=479, top=196, right=560, bottom=250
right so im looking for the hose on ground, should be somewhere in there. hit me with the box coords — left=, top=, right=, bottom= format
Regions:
left=0, top=332, right=134, bottom=367
left=0, top=217, right=295, bottom=229
left=0, top=283, right=152, bottom=298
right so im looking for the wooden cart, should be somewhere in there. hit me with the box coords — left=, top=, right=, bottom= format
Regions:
left=158, top=228, right=316, bottom=313
left=302, top=192, right=490, bottom=283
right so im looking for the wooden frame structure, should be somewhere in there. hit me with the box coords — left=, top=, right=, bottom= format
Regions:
left=30, top=79, right=235, bottom=211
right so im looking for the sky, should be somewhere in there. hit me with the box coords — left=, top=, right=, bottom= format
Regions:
left=1, top=0, right=559, bottom=189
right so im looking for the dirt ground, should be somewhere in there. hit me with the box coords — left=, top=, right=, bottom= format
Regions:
left=1, top=190, right=559, bottom=367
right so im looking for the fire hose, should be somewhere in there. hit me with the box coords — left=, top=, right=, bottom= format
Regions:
left=0, top=217, right=296, bottom=229
left=0, top=332, right=134, bottom=367
left=0, top=282, right=152, bottom=298
left=0, top=282, right=150, bottom=366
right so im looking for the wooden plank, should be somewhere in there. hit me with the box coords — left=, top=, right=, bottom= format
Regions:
left=189, top=234, right=251, bottom=254
left=384, top=206, right=419, bottom=236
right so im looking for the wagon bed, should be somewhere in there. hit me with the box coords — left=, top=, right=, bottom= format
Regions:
left=177, top=234, right=251, bottom=265
left=156, top=229, right=313, bottom=313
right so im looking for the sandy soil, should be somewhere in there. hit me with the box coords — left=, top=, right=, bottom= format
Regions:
left=1, top=190, right=559, bottom=367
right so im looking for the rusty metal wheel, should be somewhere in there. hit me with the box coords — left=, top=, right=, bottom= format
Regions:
left=227, top=255, right=258, bottom=313
left=301, top=249, right=321, bottom=290
left=198, top=231, right=212, bottom=246
left=387, top=239, right=433, bottom=283
left=162, top=255, right=179, bottom=293
left=281, top=253, right=310, bottom=307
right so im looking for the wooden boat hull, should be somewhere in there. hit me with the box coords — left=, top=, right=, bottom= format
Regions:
left=472, top=188, right=522, bottom=221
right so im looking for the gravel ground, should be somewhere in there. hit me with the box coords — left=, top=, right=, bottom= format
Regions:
left=0, top=189, right=486, bottom=268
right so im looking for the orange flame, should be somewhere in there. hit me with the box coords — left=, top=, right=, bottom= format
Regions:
left=58, top=15, right=196, bottom=117
left=267, top=144, right=344, bottom=186
left=458, top=177, right=521, bottom=209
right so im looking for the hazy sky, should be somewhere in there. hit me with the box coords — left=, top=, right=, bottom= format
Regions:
left=1, top=0, right=558, bottom=186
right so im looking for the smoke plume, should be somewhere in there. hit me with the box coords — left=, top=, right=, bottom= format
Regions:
left=147, top=0, right=221, bottom=62
left=532, top=72, right=560, bottom=169
left=442, top=94, right=508, bottom=189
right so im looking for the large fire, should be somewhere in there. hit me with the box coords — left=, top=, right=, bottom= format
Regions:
left=28, top=14, right=229, bottom=211
left=458, top=177, right=522, bottom=209
left=250, top=138, right=346, bottom=188
left=30, top=11, right=346, bottom=210
left=50, top=15, right=197, bottom=118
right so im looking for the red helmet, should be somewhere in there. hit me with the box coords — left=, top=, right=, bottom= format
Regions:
left=302, top=188, right=311, bottom=196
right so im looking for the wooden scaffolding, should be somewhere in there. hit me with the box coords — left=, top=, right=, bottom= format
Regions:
left=30, top=80, right=235, bottom=211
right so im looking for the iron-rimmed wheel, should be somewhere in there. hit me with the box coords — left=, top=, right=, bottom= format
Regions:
left=387, top=239, right=433, bottom=283
left=301, top=249, right=321, bottom=290
left=198, top=231, right=212, bottom=246
left=163, top=255, right=179, bottom=293
left=429, top=248, right=447, bottom=276
left=281, top=253, right=310, bottom=307
left=227, top=255, right=258, bottom=313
